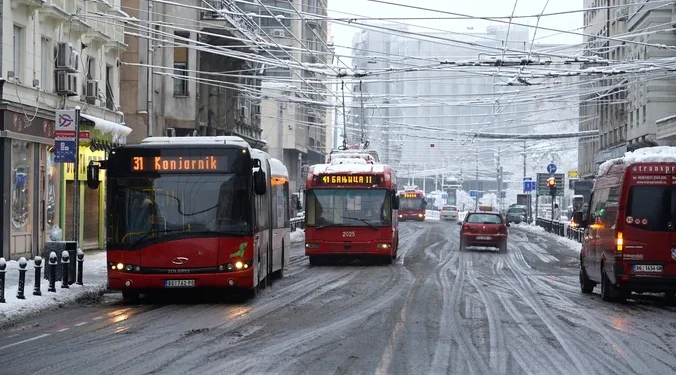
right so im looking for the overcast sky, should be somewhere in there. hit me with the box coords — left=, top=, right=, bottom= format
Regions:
left=328, top=0, right=584, bottom=67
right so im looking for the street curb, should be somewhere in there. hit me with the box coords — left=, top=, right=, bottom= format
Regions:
left=0, top=285, right=108, bottom=330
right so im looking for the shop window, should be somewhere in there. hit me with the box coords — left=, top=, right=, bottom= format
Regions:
left=45, top=148, right=58, bottom=233
left=11, top=140, right=32, bottom=231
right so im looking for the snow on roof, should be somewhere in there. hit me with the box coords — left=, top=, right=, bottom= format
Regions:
left=141, top=136, right=251, bottom=149
left=598, top=146, right=676, bottom=176
left=269, top=158, right=288, bottom=178
left=330, top=158, right=368, bottom=165
left=312, top=162, right=385, bottom=174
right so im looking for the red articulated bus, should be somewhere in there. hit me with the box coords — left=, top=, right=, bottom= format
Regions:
left=304, top=160, right=400, bottom=264
left=398, top=187, right=427, bottom=221
left=577, top=154, right=676, bottom=303
left=87, top=136, right=290, bottom=302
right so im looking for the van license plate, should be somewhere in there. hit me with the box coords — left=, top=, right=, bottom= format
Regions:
left=632, top=265, right=663, bottom=273
left=165, top=279, right=195, bottom=288
left=476, top=236, right=492, bottom=240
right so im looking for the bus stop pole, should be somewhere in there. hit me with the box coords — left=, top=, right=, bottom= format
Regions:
left=73, top=107, right=81, bottom=246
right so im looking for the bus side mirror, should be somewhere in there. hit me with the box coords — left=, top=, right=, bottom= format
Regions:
left=254, top=170, right=266, bottom=195
left=572, top=211, right=586, bottom=228
left=392, top=191, right=399, bottom=209
left=296, top=200, right=302, bottom=210
left=86, top=162, right=100, bottom=189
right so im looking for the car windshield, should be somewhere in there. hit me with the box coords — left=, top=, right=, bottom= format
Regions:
left=507, top=208, right=527, bottom=215
left=466, top=213, right=503, bottom=224
left=443, top=206, right=457, bottom=211
left=626, top=186, right=676, bottom=231
left=400, top=197, right=424, bottom=210
left=306, top=188, right=392, bottom=227
left=108, top=173, right=252, bottom=247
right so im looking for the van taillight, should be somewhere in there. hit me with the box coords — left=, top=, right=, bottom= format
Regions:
left=616, top=232, right=623, bottom=252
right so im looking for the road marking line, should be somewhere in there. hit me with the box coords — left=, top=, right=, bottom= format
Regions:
left=57, top=328, right=70, bottom=332
left=75, top=322, right=88, bottom=327
left=92, top=316, right=104, bottom=321
left=0, top=334, right=51, bottom=350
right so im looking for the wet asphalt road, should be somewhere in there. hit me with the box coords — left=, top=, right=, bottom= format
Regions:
left=1, top=221, right=675, bottom=375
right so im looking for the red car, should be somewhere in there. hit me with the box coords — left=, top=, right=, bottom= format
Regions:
left=458, top=211, right=509, bottom=252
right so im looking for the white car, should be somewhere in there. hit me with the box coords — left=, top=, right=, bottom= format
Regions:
left=441, top=205, right=459, bottom=220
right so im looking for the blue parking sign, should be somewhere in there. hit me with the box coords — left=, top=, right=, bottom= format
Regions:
left=54, top=140, right=76, bottom=163
left=469, top=190, right=478, bottom=198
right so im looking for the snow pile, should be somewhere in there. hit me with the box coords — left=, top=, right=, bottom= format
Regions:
left=458, top=211, right=468, bottom=221
left=455, top=190, right=477, bottom=211
left=513, top=223, right=582, bottom=253
left=0, top=251, right=108, bottom=326
left=425, top=210, right=440, bottom=221
left=290, top=229, right=305, bottom=243
left=598, top=146, right=676, bottom=176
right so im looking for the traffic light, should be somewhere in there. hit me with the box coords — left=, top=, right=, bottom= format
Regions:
left=547, top=177, right=556, bottom=197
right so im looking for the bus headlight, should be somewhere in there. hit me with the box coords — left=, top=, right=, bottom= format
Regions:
left=219, top=261, right=253, bottom=272
left=377, top=243, right=391, bottom=249
left=418, top=213, right=423, bottom=218
left=305, top=242, right=319, bottom=248
left=109, top=262, right=141, bottom=273
left=235, top=261, right=244, bottom=270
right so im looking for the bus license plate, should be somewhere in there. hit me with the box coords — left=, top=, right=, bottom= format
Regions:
left=165, top=279, right=195, bottom=288
left=476, top=236, right=492, bottom=240
left=633, top=264, right=663, bottom=273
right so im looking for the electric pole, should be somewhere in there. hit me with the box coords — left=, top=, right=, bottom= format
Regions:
left=359, top=80, right=365, bottom=146
left=475, top=151, right=479, bottom=211
left=147, top=0, right=154, bottom=137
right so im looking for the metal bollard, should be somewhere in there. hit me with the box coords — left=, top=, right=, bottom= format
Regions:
left=48, top=252, right=57, bottom=293
left=76, top=248, right=84, bottom=286
left=0, top=257, right=6, bottom=303
left=17, top=257, right=27, bottom=300
left=33, top=256, right=43, bottom=296
left=60, top=251, right=70, bottom=289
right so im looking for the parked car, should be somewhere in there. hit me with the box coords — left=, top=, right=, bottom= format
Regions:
left=458, top=211, right=509, bottom=252
left=506, top=205, right=528, bottom=224
left=441, top=205, right=459, bottom=220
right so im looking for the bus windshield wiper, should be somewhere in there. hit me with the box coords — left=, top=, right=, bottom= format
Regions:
left=129, top=229, right=213, bottom=247
left=341, top=216, right=378, bottom=231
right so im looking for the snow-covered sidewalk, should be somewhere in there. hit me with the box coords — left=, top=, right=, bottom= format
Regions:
left=290, top=228, right=305, bottom=243
left=0, top=251, right=108, bottom=326
left=513, top=222, right=582, bottom=253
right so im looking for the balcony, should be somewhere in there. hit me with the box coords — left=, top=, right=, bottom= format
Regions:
left=39, top=1, right=69, bottom=23
left=200, top=0, right=259, bottom=51
left=11, top=0, right=45, bottom=12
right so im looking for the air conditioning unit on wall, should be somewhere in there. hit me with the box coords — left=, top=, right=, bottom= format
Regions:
left=55, top=71, right=77, bottom=96
left=86, top=80, right=99, bottom=99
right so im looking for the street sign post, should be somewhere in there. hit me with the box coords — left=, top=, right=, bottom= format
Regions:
left=54, top=140, right=76, bottom=163
left=547, top=163, right=557, bottom=174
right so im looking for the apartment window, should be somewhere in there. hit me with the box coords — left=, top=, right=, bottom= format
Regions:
left=642, top=105, right=646, bottom=124
left=13, top=26, right=22, bottom=82
left=106, top=65, right=115, bottom=110
left=41, top=37, right=50, bottom=90
left=173, top=32, right=189, bottom=96
left=86, top=56, right=96, bottom=80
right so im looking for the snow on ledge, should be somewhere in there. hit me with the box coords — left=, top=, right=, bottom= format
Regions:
left=598, top=146, right=676, bottom=177
left=513, top=222, right=582, bottom=253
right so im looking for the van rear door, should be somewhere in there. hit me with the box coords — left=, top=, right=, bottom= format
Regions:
left=622, top=185, right=675, bottom=276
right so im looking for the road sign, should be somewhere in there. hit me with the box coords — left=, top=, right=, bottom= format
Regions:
left=524, top=180, right=537, bottom=192
left=469, top=190, right=478, bottom=198
left=54, top=140, right=76, bottom=163
left=536, top=173, right=564, bottom=196
left=441, top=193, right=448, bottom=199
left=500, top=190, right=506, bottom=199
left=55, top=110, right=77, bottom=132
left=568, top=170, right=578, bottom=178
left=54, top=130, right=90, bottom=140
left=546, top=163, right=557, bottom=174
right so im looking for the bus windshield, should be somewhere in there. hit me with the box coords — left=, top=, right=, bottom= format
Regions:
left=400, top=197, right=424, bottom=210
left=306, top=189, right=392, bottom=227
left=108, top=173, right=252, bottom=247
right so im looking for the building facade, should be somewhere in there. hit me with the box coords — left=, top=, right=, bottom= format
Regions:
left=580, top=0, right=676, bottom=179
left=257, top=0, right=330, bottom=190
left=1, top=0, right=129, bottom=259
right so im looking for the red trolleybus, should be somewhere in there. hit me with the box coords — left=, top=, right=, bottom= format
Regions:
left=85, top=136, right=289, bottom=301
left=304, top=161, right=400, bottom=264
left=398, top=187, right=427, bottom=221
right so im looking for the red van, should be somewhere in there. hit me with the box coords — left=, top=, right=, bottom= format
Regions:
left=576, top=159, right=676, bottom=303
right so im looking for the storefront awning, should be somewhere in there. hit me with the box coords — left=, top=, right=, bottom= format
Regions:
left=80, top=114, right=132, bottom=145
